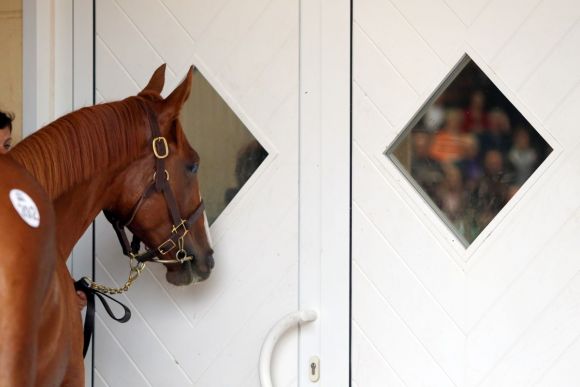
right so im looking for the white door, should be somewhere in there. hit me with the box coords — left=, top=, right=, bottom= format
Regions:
left=29, top=0, right=349, bottom=386
left=92, top=1, right=301, bottom=386
left=352, top=1, right=580, bottom=386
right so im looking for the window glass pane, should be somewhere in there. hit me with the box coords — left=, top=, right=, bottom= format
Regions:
left=181, top=70, right=267, bottom=224
left=388, top=58, right=552, bottom=245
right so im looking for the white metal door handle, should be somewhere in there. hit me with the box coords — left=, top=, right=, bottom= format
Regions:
left=259, top=310, right=318, bottom=387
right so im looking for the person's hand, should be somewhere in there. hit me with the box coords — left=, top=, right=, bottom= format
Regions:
left=76, top=290, right=88, bottom=311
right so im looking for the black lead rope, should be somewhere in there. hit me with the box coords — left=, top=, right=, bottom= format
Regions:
left=74, top=277, right=132, bottom=358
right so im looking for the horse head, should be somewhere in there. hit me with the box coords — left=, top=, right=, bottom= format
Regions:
left=105, top=65, right=214, bottom=286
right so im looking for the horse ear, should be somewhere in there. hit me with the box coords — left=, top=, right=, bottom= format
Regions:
left=161, top=66, right=194, bottom=120
left=139, top=63, right=166, bottom=96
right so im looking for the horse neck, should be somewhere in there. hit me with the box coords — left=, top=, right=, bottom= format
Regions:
left=10, top=98, right=150, bottom=260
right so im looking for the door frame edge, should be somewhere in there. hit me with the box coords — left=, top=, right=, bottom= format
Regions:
left=299, top=0, right=352, bottom=385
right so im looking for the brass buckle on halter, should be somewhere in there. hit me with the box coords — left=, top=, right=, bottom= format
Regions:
left=157, top=239, right=176, bottom=255
left=152, top=137, right=169, bottom=159
left=172, top=220, right=188, bottom=235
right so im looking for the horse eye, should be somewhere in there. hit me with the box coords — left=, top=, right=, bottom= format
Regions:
left=187, top=164, right=199, bottom=174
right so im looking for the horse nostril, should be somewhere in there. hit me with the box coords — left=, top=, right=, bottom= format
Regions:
left=206, top=255, right=215, bottom=270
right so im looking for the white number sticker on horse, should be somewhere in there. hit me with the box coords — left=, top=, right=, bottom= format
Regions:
left=9, top=189, right=40, bottom=228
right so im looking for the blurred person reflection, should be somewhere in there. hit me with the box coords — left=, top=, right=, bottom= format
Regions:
left=429, top=108, right=468, bottom=163
left=462, top=90, right=488, bottom=133
left=410, top=130, right=443, bottom=198
left=0, top=111, right=14, bottom=154
left=423, top=97, right=445, bottom=132
left=457, top=134, right=483, bottom=192
left=478, top=107, right=512, bottom=156
left=435, top=164, right=466, bottom=228
left=469, top=150, right=514, bottom=230
left=224, top=140, right=268, bottom=204
left=508, top=127, right=538, bottom=187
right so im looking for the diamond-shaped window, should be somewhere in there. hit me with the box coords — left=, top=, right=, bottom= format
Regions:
left=388, top=57, right=552, bottom=245
left=181, top=70, right=267, bottom=224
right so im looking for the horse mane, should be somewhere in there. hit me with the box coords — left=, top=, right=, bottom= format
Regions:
left=10, top=97, right=149, bottom=199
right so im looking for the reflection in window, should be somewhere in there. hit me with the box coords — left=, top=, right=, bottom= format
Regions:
left=181, top=70, right=267, bottom=224
left=388, top=58, right=552, bottom=245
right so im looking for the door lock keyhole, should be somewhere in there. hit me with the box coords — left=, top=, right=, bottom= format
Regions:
left=308, top=356, right=320, bottom=382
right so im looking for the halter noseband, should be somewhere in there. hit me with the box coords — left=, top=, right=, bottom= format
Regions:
left=103, top=99, right=205, bottom=265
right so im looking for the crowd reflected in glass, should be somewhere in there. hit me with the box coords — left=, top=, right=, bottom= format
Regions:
left=181, top=70, right=267, bottom=224
left=390, top=60, right=551, bottom=245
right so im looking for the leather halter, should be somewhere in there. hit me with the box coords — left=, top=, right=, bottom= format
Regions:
left=103, top=99, right=205, bottom=265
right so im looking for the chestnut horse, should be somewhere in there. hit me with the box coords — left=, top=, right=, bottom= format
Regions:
left=0, top=158, right=57, bottom=386
left=1, top=65, right=214, bottom=386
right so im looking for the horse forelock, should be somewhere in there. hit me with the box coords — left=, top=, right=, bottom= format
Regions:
left=10, top=97, right=150, bottom=199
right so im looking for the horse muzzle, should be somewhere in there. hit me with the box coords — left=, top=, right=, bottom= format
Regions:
left=164, top=253, right=213, bottom=286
